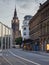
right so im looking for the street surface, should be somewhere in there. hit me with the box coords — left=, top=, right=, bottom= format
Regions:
left=0, top=48, right=49, bottom=65
left=0, top=56, right=11, bottom=65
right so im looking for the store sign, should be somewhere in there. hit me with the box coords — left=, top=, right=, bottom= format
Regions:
left=47, top=44, right=49, bottom=50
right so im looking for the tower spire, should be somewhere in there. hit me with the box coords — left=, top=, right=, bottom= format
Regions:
left=13, top=6, right=18, bottom=19
left=14, top=7, right=17, bottom=17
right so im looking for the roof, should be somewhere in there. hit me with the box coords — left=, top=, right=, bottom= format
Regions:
left=38, top=0, right=49, bottom=12
left=29, top=0, right=49, bottom=24
left=24, top=15, right=32, bottom=20
left=13, top=7, right=18, bottom=19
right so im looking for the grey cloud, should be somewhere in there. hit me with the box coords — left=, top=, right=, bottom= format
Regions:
left=35, top=0, right=47, bottom=4
left=16, top=0, right=34, bottom=2
left=16, top=0, right=47, bottom=11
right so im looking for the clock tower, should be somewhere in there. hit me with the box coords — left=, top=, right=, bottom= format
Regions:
left=11, top=7, right=19, bottom=45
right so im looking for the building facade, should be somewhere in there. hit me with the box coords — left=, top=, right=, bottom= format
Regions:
left=11, top=8, right=21, bottom=45
left=29, top=0, right=49, bottom=51
left=22, top=15, right=32, bottom=41
left=0, top=22, right=12, bottom=49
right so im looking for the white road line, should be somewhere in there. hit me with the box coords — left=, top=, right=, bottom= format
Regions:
left=14, top=54, right=27, bottom=65
left=0, top=49, right=2, bottom=52
left=3, top=56, right=13, bottom=65
left=8, top=50, right=41, bottom=65
left=0, top=63, right=1, bottom=65
left=0, top=53, right=2, bottom=56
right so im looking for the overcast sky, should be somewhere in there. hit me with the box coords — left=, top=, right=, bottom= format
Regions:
left=0, top=0, right=46, bottom=29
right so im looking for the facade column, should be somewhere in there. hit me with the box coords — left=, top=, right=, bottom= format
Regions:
left=5, top=27, right=6, bottom=49
left=8, top=28, right=9, bottom=49
left=1, top=24, right=3, bottom=50
left=10, top=29, right=13, bottom=48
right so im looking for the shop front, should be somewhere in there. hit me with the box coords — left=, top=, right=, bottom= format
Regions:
left=40, top=36, right=49, bottom=52
left=22, top=39, right=33, bottom=50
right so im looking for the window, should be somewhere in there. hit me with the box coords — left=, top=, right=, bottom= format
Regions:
left=24, top=21, right=27, bottom=24
left=24, top=28, right=26, bottom=30
left=23, top=21, right=27, bottom=24
left=27, top=17, right=29, bottom=19
left=24, top=32, right=26, bottom=35
left=47, top=21, right=49, bottom=34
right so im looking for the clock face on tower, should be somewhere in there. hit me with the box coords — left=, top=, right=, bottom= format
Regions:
left=16, top=19, right=17, bottom=22
left=16, top=19, right=18, bottom=23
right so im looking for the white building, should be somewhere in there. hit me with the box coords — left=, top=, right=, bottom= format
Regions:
left=22, top=15, right=32, bottom=41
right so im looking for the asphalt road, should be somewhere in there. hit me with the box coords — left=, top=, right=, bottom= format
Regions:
left=1, top=48, right=49, bottom=65
left=0, top=56, right=10, bottom=65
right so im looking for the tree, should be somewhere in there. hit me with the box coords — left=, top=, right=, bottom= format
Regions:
left=15, top=37, right=22, bottom=47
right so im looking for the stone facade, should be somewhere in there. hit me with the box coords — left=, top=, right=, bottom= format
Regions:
left=29, top=0, right=49, bottom=51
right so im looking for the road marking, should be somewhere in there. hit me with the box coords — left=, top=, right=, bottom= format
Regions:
left=0, top=49, right=2, bottom=52
left=3, top=56, right=13, bottom=65
left=0, top=53, right=2, bottom=56
left=0, top=49, right=2, bottom=56
left=9, top=50, right=41, bottom=65
left=0, top=63, right=1, bottom=65
left=17, top=59, right=27, bottom=65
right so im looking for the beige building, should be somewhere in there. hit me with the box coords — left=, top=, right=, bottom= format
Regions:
left=29, top=0, right=49, bottom=51
left=11, top=8, right=21, bottom=45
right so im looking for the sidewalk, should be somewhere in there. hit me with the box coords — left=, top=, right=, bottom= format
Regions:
left=31, top=51, right=49, bottom=56
left=12, top=48, right=49, bottom=56
left=21, top=48, right=49, bottom=56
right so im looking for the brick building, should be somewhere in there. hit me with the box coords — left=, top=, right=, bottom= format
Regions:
left=29, top=0, right=49, bottom=51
